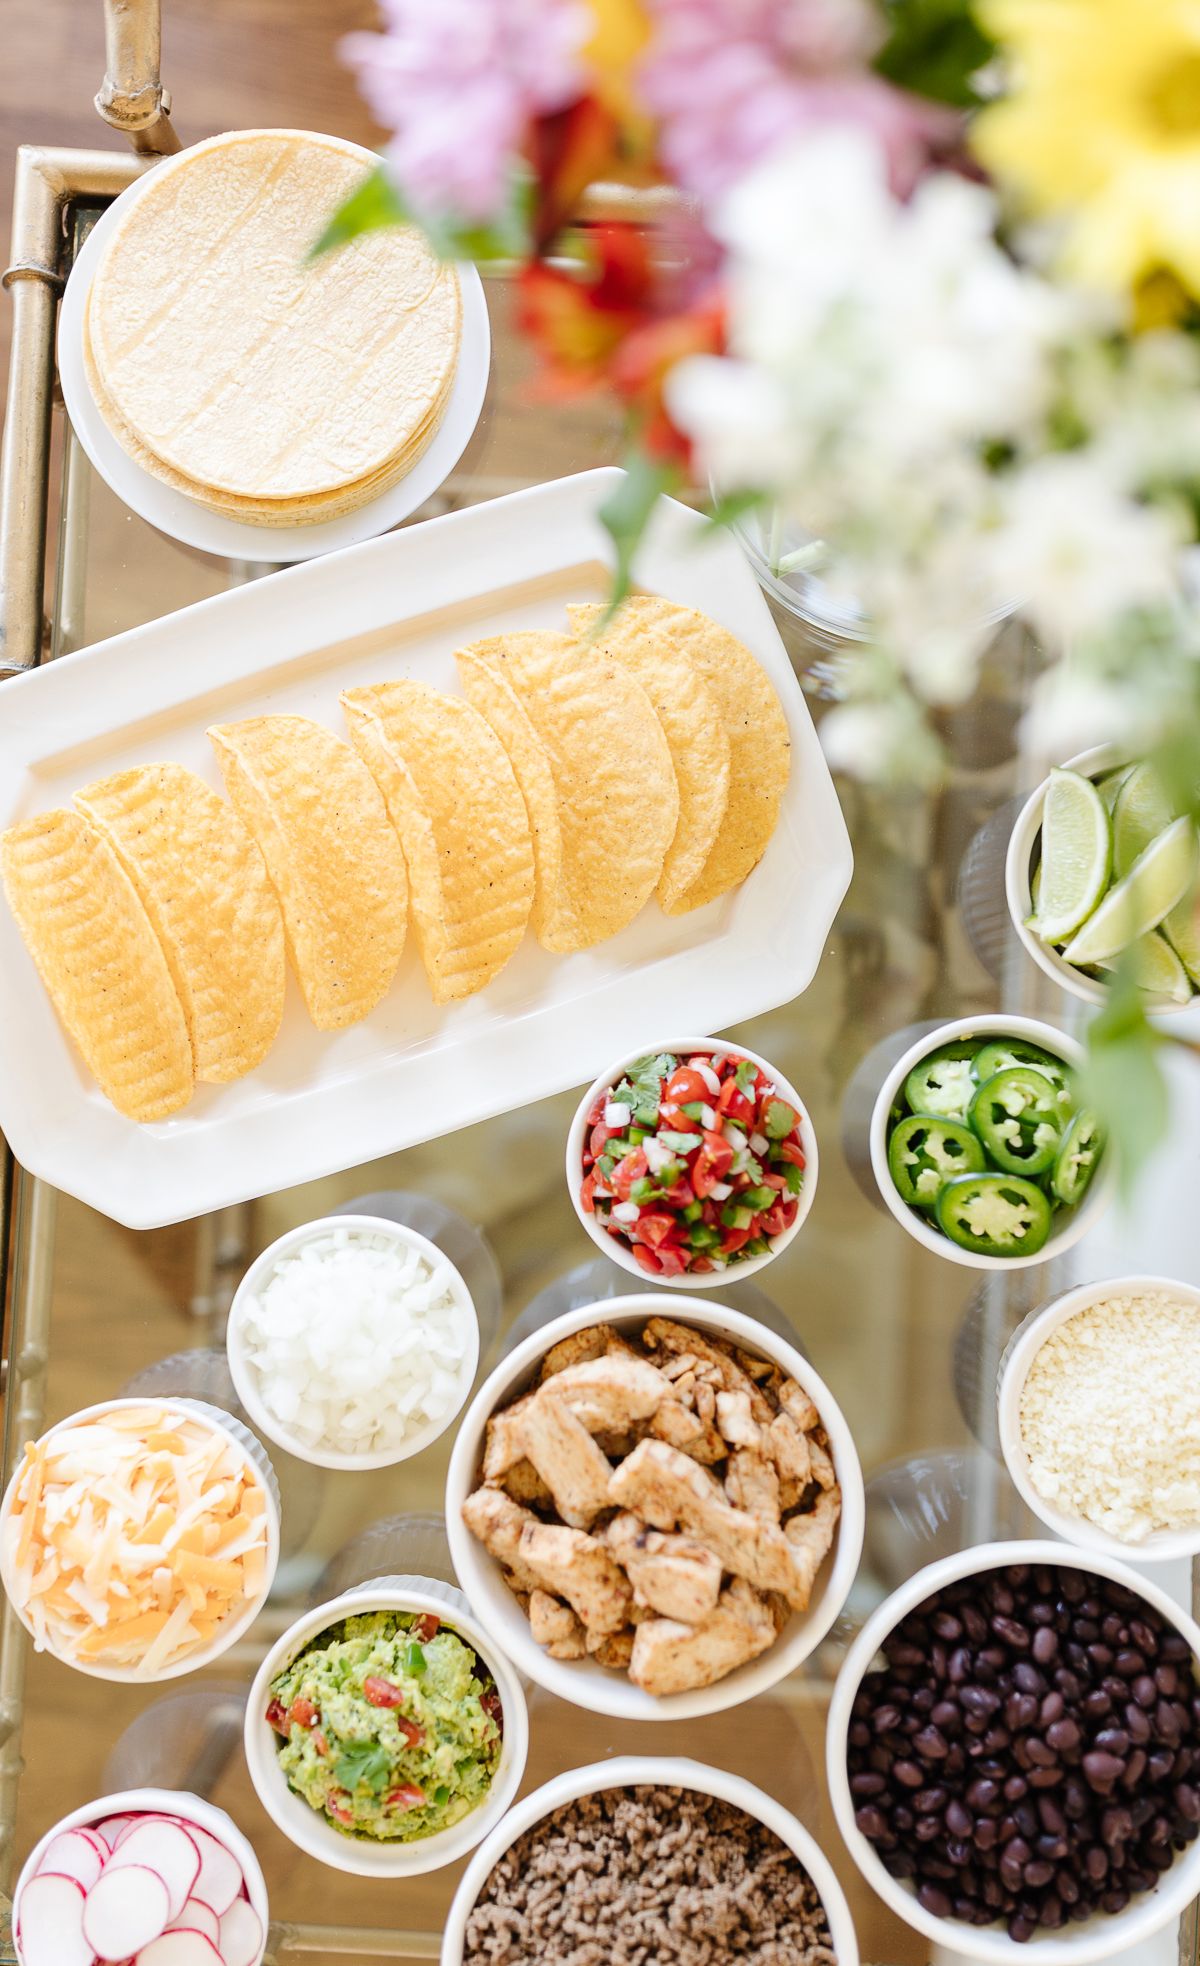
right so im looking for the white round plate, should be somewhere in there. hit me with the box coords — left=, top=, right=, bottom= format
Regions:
left=57, top=160, right=491, bottom=563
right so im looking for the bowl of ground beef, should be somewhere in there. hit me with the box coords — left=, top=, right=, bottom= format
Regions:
left=441, top=1755, right=858, bottom=1966
left=827, top=1541, right=1200, bottom=1961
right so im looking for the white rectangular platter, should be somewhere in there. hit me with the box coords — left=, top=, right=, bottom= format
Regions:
left=0, top=469, right=852, bottom=1229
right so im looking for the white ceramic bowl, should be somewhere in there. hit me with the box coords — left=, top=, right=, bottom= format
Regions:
left=1005, top=744, right=1192, bottom=1016
left=565, top=1037, right=819, bottom=1288
left=441, top=1754, right=859, bottom=1966
left=869, top=1013, right=1111, bottom=1271
left=446, top=1294, right=864, bottom=1720
left=0, top=1396, right=280, bottom=1681
left=243, top=1577, right=528, bottom=1877
left=827, top=1540, right=1200, bottom=1964
left=14, top=1785, right=269, bottom=1966
left=998, top=1273, right=1200, bottom=1562
left=226, top=1214, right=480, bottom=1470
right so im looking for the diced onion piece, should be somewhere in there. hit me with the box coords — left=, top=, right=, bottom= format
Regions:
left=710, top=1181, right=734, bottom=1200
left=688, top=1060, right=722, bottom=1097
left=604, top=1100, right=632, bottom=1127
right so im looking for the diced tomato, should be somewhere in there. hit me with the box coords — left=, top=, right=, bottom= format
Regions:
left=587, top=1094, right=605, bottom=1125
left=760, top=1203, right=789, bottom=1239
left=266, top=1698, right=289, bottom=1735
left=691, top=1131, right=734, bottom=1196
left=314, top=1731, right=329, bottom=1756
left=580, top=1171, right=597, bottom=1214
left=387, top=1784, right=426, bottom=1810
left=720, top=1225, right=754, bottom=1256
left=632, top=1243, right=664, bottom=1275
left=690, top=1256, right=714, bottom=1273
left=634, top=1210, right=679, bottom=1249
left=396, top=1715, right=425, bottom=1746
left=658, top=1177, right=695, bottom=1209
left=410, top=1614, right=440, bottom=1642
left=761, top=1170, right=789, bottom=1192
left=781, top=1199, right=798, bottom=1227
left=701, top=1199, right=721, bottom=1227
left=327, top=1791, right=354, bottom=1826
left=664, top=1066, right=710, bottom=1108
left=610, top=1148, right=648, bottom=1201
left=364, top=1675, right=405, bottom=1708
left=481, top=1685, right=504, bottom=1733
left=288, top=1696, right=320, bottom=1728
left=589, top=1120, right=621, bottom=1159
left=716, top=1077, right=754, bottom=1126
left=655, top=1244, right=688, bottom=1277
left=778, top=1139, right=806, bottom=1169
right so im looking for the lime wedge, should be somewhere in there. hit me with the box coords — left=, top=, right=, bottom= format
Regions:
left=1097, top=765, right=1133, bottom=813
left=1100, top=929, right=1193, bottom=1003
left=1064, top=814, right=1199, bottom=964
left=1113, top=761, right=1177, bottom=876
left=1033, top=768, right=1111, bottom=944
left=1164, top=883, right=1200, bottom=985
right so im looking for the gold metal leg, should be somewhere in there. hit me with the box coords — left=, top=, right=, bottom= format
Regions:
left=95, top=0, right=180, bottom=156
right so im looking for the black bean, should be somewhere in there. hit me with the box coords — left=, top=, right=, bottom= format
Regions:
left=1175, top=1783, right=1200, bottom=1823
left=1083, top=1751, right=1126, bottom=1789
left=914, top=1725, right=949, bottom=1761
left=871, top=1702, right=902, bottom=1734
left=916, top=1883, right=952, bottom=1918
left=1031, top=1625, right=1058, bottom=1665
left=1003, top=1774, right=1028, bottom=1802
left=893, top=1760, right=924, bottom=1789
left=1132, top=1674, right=1158, bottom=1709
left=1039, top=1691, right=1064, bottom=1726
left=1013, top=1662, right=1045, bottom=1695
left=855, top=1805, right=888, bottom=1839
left=1026, top=1737, right=1058, bottom=1768
left=913, top=1786, right=947, bottom=1814
left=850, top=1771, right=887, bottom=1797
left=1125, top=1702, right=1152, bottom=1744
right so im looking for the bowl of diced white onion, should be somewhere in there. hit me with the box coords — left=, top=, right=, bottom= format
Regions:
left=226, top=1216, right=480, bottom=1471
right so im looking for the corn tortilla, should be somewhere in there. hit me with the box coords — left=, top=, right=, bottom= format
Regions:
left=74, top=764, right=286, bottom=1083
left=342, top=681, right=534, bottom=1003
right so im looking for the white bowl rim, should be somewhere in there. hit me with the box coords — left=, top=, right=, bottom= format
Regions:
left=440, top=1753, right=860, bottom=1966
left=0, top=1395, right=280, bottom=1681
left=226, top=1213, right=480, bottom=1470
left=1005, top=743, right=1192, bottom=1016
left=445, top=1292, right=865, bottom=1720
left=14, top=1785, right=269, bottom=1966
left=998, top=1272, right=1200, bottom=1561
left=564, top=1035, right=819, bottom=1288
left=868, top=1012, right=1112, bottom=1271
left=826, top=1537, right=1200, bottom=1964
left=242, top=1580, right=528, bottom=1877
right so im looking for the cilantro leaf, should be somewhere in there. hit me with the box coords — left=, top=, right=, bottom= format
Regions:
left=764, top=1099, right=798, bottom=1141
left=733, top=1058, right=758, bottom=1096
left=333, top=1740, right=392, bottom=1796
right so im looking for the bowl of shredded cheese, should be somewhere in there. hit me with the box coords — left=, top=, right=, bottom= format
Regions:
left=998, top=1274, right=1200, bottom=1561
left=227, top=1215, right=480, bottom=1471
left=0, top=1396, right=280, bottom=1679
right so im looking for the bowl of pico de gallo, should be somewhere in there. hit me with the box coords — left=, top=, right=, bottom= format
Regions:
left=566, top=1038, right=818, bottom=1287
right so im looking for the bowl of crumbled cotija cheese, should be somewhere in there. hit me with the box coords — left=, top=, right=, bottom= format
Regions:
left=998, top=1275, right=1200, bottom=1560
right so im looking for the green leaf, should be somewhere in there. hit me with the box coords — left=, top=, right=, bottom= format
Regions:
left=333, top=1740, right=392, bottom=1796
left=733, top=1058, right=758, bottom=1096
left=1082, top=966, right=1170, bottom=1202
left=874, top=0, right=995, bottom=107
left=702, top=487, right=767, bottom=534
left=310, top=160, right=531, bottom=264
left=764, top=1098, right=798, bottom=1140
left=597, top=451, right=681, bottom=622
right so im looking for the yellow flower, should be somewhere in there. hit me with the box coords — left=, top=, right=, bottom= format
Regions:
left=580, top=0, right=653, bottom=137
left=974, top=0, right=1200, bottom=299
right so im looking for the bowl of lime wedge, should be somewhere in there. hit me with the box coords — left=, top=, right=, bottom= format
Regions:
left=1006, top=745, right=1200, bottom=1013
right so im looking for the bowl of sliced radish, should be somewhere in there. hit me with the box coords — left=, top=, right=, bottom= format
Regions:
left=14, top=1788, right=267, bottom=1966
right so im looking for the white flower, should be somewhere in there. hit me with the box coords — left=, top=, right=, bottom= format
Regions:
left=1022, top=670, right=1153, bottom=761
left=988, top=454, right=1180, bottom=648
left=820, top=696, right=942, bottom=786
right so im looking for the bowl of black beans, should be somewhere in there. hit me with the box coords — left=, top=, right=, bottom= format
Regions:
left=826, top=1543, right=1200, bottom=1960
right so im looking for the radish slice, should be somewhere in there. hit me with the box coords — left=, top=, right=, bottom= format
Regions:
left=16, top=1873, right=93, bottom=1966
left=219, top=1897, right=263, bottom=1966
left=37, top=1828, right=105, bottom=1892
left=96, top=1814, right=139, bottom=1849
left=108, top=1821, right=200, bottom=1921
left=185, top=1824, right=242, bottom=1916
left=135, top=1933, right=224, bottom=1966
left=82, top=1863, right=171, bottom=1959
left=166, top=1898, right=220, bottom=1944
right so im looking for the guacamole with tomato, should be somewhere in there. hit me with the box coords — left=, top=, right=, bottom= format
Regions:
left=267, top=1608, right=502, bottom=1842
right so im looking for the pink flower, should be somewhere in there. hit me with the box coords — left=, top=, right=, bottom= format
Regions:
left=640, top=0, right=957, bottom=207
left=342, top=0, right=589, bottom=223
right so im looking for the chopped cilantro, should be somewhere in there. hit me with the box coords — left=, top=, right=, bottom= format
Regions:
left=733, top=1057, right=758, bottom=1095
left=333, top=1741, right=392, bottom=1796
left=764, top=1098, right=798, bottom=1140
left=781, top=1161, right=804, bottom=1195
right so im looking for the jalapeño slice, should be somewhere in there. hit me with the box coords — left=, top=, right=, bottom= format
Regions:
left=888, top=1116, right=985, bottom=1210
left=935, top=1171, right=1052, bottom=1257
left=971, top=1039, right=1072, bottom=1098
left=967, top=1066, right=1068, bottom=1177
left=902, top=1041, right=980, bottom=1122
left=1051, top=1108, right=1106, bottom=1207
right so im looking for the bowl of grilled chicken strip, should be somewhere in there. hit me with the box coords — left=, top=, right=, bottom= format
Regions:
left=445, top=1297, right=864, bottom=1720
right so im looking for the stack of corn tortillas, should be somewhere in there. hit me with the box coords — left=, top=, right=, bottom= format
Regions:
left=82, top=129, right=462, bottom=527
left=1, top=597, right=791, bottom=1122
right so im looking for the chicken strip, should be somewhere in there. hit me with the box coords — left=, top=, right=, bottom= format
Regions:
left=589, top=1626, right=636, bottom=1670
left=482, top=1395, right=536, bottom=1480
left=642, top=1318, right=774, bottom=1422
left=539, top=1325, right=614, bottom=1380
left=609, top=1438, right=824, bottom=1610
left=779, top=1377, right=820, bottom=1433
left=606, top=1511, right=722, bottom=1624
left=715, top=1388, right=761, bottom=1449
left=529, top=1588, right=586, bottom=1659
left=629, top=1577, right=777, bottom=1696
left=482, top=1355, right=669, bottom=1478
left=784, top=1485, right=841, bottom=1601
left=518, top=1521, right=632, bottom=1634
left=499, top=1457, right=553, bottom=1508
left=519, top=1393, right=613, bottom=1529
left=725, top=1446, right=781, bottom=1524
left=766, top=1410, right=812, bottom=1488
left=461, top=1486, right=544, bottom=1594
left=651, top=1400, right=726, bottom=1464
left=809, top=1434, right=837, bottom=1491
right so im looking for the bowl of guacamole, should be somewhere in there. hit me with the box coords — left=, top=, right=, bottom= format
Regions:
left=245, top=1584, right=529, bottom=1876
